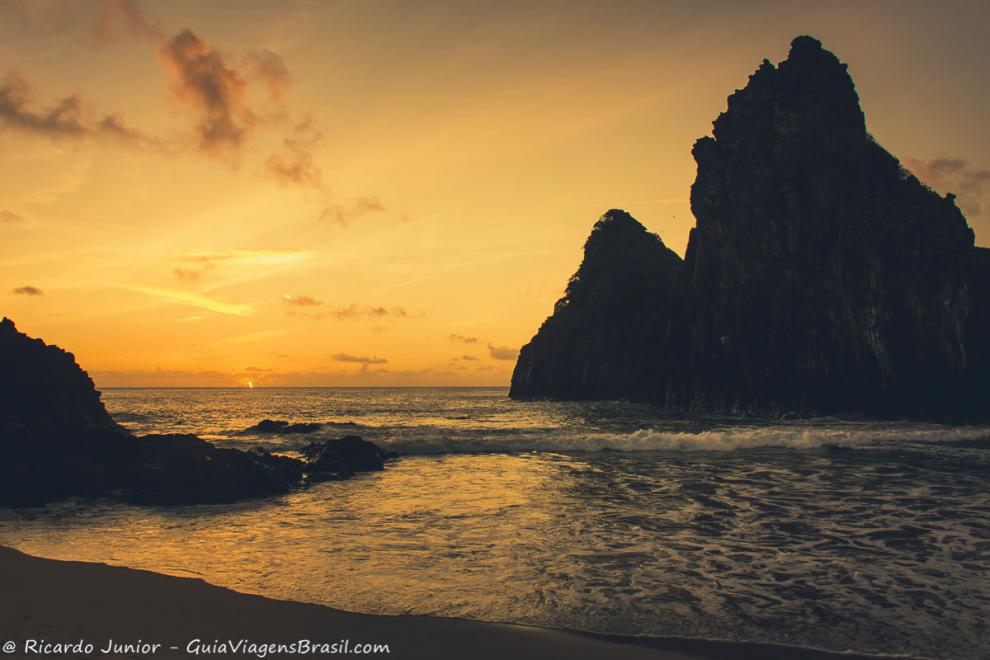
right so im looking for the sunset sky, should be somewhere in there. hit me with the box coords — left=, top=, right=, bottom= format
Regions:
left=1, top=0, right=988, bottom=387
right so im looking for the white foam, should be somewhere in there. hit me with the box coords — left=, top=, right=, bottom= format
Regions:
left=375, top=423, right=990, bottom=455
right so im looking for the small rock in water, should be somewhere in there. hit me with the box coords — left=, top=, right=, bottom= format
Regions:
left=302, top=435, right=397, bottom=476
left=242, top=419, right=324, bottom=434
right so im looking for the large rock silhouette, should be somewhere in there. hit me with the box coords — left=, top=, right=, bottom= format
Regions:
left=512, top=210, right=683, bottom=399
left=511, top=36, right=990, bottom=421
left=0, top=318, right=393, bottom=507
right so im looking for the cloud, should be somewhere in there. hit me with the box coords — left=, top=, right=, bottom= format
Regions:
left=488, top=343, right=519, bottom=361
left=0, top=72, right=84, bottom=137
left=245, top=49, right=289, bottom=102
left=179, top=248, right=311, bottom=267
left=0, top=70, right=158, bottom=147
left=0, top=210, right=23, bottom=224
left=457, top=355, right=478, bottom=361
left=173, top=267, right=200, bottom=282
left=331, top=304, right=409, bottom=320
left=115, top=283, right=254, bottom=316
left=907, top=157, right=990, bottom=215
left=266, top=116, right=323, bottom=187
left=261, top=115, right=385, bottom=227
left=331, top=353, right=388, bottom=365
left=282, top=294, right=322, bottom=307
left=449, top=334, right=479, bottom=344
left=171, top=249, right=310, bottom=284
left=92, top=0, right=163, bottom=42
left=319, top=196, right=385, bottom=225
left=159, top=29, right=254, bottom=155
left=12, top=285, right=44, bottom=296
left=5, top=3, right=386, bottom=226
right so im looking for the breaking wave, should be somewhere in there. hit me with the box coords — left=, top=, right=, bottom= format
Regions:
left=374, top=423, right=990, bottom=455
left=229, top=420, right=990, bottom=455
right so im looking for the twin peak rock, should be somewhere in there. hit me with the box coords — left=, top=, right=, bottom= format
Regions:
left=510, top=36, right=990, bottom=421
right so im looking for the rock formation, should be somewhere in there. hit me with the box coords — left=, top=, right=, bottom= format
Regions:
left=0, top=318, right=395, bottom=507
left=511, top=36, right=990, bottom=421
left=512, top=210, right=683, bottom=399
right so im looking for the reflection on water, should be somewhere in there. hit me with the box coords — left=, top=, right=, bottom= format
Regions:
left=1, top=388, right=989, bottom=659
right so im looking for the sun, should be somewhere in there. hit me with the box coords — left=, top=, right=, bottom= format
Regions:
left=247, top=381, right=254, bottom=389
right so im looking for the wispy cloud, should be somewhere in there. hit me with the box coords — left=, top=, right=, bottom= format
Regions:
left=332, top=353, right=388, bottom=365
left=0, top=70, right=157, bottom=147
left=283, top=294, right=322, bottom=307
left=449, top=334, right=479, bottom=344
left=171, top=249, right=311, bottom=285
left=331, top=304, right=410, bottom=320
left=6, top=1, right=387, bottom=226
left=12, top=285, right=43, bottom=296
left=488, top=343, right=519, bottom=361
left=0, top=210, right=23, bottom=224
left=173, top=267, right=200, bottom=282
left=92, top=0, right=163, bottom=42
left=245, top=49, right=289, bottom=102
left=319, top=196, right=386, bottom=226
left=116, top=283, right=254, bottom=316
left=266, top=115, right=323, bottom=188
left=179, top=248, right=311, bottom=267
left=907, top=157, right=990, bottom=215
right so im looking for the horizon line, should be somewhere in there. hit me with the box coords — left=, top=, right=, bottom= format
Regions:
left=99, top=385, right=512, bottom=390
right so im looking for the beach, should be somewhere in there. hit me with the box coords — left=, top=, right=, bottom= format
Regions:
left=0, top=545, right=896, bottom=660
left=2, top=388, right=985, bottom=658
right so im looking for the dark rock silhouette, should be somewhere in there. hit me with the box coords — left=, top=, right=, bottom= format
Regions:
left=511, top=36, right=990, bottom=421
left=1, top=318, right=133, bottom=506
left=0, top=317, right=121, bottom=436
left=301, top=435, right=397, bottom=481
left=122, top=435, right=304, bottom=506
left=0, top=318, right=395, bottom=507
left=512, top=210, right=683, bottom=399
left=241, top=419, right=324, bottom=434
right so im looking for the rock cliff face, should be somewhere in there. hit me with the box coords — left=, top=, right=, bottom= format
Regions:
left=0, top=317, right=120, bottom=436
left=511, top=36, right=990, bottom=421
left=0, top=318, right=395, bottom=507
left=512, top=210, right=682, bottom=399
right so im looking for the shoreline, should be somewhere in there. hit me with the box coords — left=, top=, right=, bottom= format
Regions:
left=0, top=545, right=904, bottom=660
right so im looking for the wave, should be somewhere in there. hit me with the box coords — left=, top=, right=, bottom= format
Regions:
left=367, top=424, right=990, bottom=455
left=228, top=418, right=990, bottom=456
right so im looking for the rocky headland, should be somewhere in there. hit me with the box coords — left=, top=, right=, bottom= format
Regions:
left=0, top=317, right=394, bottom=507
left=511, top=36, right=990, bottom=421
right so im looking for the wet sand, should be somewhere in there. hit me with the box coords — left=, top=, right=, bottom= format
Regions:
left=0, top=546, right=893, bottom=659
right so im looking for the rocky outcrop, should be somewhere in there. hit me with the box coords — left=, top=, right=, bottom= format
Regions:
left=0, top=318, right=396, bottom=507
left=511, top=36, right=990, bottom=421
left=1, top=318, right=133, bottom=506
left=122, top=435, right=304, bottom=506
left=0, top=317, right=121, bottom=437
left=241, top=419, right=324, bottom=434
left=512, top=210, right=683, bottom=399
left=301, top=436, right=397, bottom=481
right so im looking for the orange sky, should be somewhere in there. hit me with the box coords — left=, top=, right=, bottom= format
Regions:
left=1, top=0, right=988, bottom=387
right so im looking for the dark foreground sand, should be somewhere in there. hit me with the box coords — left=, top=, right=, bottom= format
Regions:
left=0, top=546, right=894, bottom=660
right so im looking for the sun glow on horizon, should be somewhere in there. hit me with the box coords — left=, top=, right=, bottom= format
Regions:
left=1, top=1, right=987, bottom=388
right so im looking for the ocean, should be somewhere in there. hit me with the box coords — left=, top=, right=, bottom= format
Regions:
left=1, top=387, right=988, bottom=659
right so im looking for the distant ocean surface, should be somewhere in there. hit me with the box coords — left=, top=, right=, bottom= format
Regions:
left=2, top=388, right=989, bottom=659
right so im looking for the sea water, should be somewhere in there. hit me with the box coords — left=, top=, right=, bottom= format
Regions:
left=1, top=387, right=988, bottom=658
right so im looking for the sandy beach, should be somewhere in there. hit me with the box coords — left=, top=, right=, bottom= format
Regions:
left=0, top=545, right=898, bottom=660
